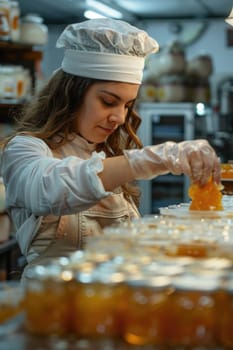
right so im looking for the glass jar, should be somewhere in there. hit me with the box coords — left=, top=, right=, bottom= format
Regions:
left=167, top=240, right=216, bottom=258
left=13, top=65, right=25, bottom=100
left=187, top=54, right=213, bottom=79
left=123, top=275, right=172, bottom=346
left=218, top=275, right=233, bottom=347
left=0, top=65, right=17, bottom=101
left=0, top=10, right=9, bottom=40
left=157, top=75, right=187, bottom=102
left=221, top=162, right=233, bottom=195
left=138, top=82, right=158, bottom=102
left=157, top=40, right=186, bottom=76
left=9, top=0, right=20, bottom=41
left=72, top=268, right=127, bottom=338
left=19, top=13, right=48, bottom=45
left=0, top=0, right=11, bottom=38
left=167, top=274, right=220, bottom=347
left=0, top=281, right=25, bottom=325
left=0, top=65, right=28, bottom=102
left=24, top=263, right=73, bottom=336
left=189, top=78, right=211, bottom=103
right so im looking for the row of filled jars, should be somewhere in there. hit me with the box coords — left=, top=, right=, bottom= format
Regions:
left=0, top=1, right=48, bottom=45
left=138, top=76, right=211, bottom=103
left=0, top=64, right=32, bottom=102
left=146, top=40, right=213, bottom=80
left=20, top=251, right=233, bottom=348
left=90, top=209, right=233, bottom=261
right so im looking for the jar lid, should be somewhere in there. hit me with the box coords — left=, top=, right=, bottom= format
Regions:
left=21, top=13, right=44, bottom=24
left=142, top=262, right=184, bottom=277
left=25, top=262, right=74, bottom=282
left=173, top=274, right=220, bottom=291
left=76, top=268, right=125, bottom=285
left=0, top=65, right=16, bottom=73
left=201, top=257, right=232, bottom=270
left=127, top=274, right=171, bottom=289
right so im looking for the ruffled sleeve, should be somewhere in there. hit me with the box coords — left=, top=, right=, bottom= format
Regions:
left=1, top=135, right=112, bottom=216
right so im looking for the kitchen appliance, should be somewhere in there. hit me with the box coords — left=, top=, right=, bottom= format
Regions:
left=217, top=77, right=233, bottom=131
left=209, top=78, right=233, bottom=162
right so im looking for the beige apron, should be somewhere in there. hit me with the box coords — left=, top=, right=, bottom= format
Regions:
left=22, top=137, right=140, bottom=279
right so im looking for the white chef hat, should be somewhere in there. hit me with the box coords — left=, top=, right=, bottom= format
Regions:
left=56, top=18, right=159, bottom=84
left=225, top=7, right=233, bottom=26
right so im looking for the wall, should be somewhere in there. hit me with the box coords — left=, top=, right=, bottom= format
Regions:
left=37, top=24, right=66, bottom=88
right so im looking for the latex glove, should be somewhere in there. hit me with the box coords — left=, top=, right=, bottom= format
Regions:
left=124, top=139, right=221, bottom=186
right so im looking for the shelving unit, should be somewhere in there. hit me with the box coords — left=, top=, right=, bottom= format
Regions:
left=137, top=102, right=196, bottom=215
left=0, top=41, right=43, bottom=123
left=0, top=41, right=42, bottom=85
left=0, top=41, right=43, bottom=279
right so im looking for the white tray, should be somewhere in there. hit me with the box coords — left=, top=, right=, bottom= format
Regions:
left=159, top=204, right=233, bottom=218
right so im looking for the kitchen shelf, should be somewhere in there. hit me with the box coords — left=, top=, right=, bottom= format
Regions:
left=0, top=103, right=23, bottom=123
left=0, top=41, right=42, bottom=61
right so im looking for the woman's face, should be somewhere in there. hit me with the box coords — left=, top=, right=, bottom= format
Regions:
left=74, top=81, right=140, bottom=143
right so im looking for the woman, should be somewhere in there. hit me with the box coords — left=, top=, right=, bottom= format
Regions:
left=1, top=18, right=220, bottom=279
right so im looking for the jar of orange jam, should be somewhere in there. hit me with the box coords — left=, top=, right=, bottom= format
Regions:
left=221, top=163, right=233, bottom=195
left=167, top=274, right=220, bottom=347
left=218, top=275, right=233, bottom=348
left=24, top=261, right=74, bottom=336
left=123, top=275, right=172, bottom=346
left=72, top=267, right=127, bottom=338
left=165, top=239, right=218, bottom=259
left=0, top=281, right=25, bottom=324
left=175, top=241, right=208, bottom=258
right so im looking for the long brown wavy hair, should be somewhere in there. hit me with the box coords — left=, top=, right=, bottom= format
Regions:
left=3, top=69, right=143, bottom=206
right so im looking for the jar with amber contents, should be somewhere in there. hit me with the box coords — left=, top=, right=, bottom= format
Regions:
left=123, top=275, right=172, bottom=346
left=167, top=274, right=220, bottom=347
left=24, top=262, right=73, bottom=336
left=165, top=238, right=219, bottom=259
left=0, top=281, right=25, bottom=324
left=221, top=163, right=233, bottom=195
left=72, top=267, right=127, bottom=338
left=218, top=275, right=233, bottom=348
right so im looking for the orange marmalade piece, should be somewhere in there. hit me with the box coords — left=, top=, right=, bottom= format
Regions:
left=188, top=177, right=223, bottom=211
